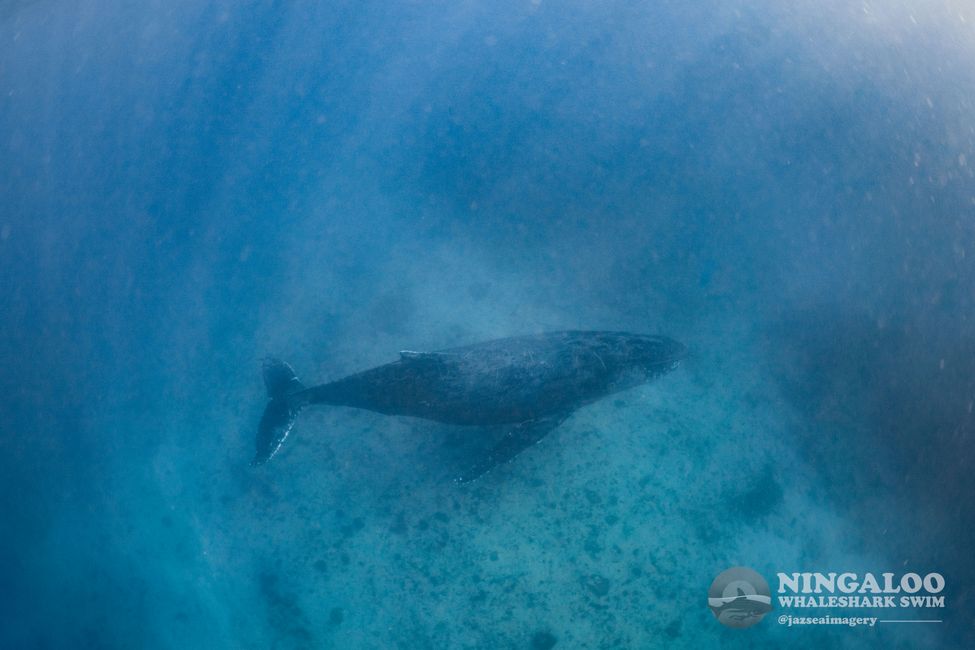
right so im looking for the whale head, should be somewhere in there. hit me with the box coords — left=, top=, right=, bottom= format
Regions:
left=623, top=334, right=688, bottom=377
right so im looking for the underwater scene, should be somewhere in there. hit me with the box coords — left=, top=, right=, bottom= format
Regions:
left=3, top=1, right=975, bottom=648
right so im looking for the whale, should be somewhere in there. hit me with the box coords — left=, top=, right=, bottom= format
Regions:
left=253, top=330, right=686, bottom=481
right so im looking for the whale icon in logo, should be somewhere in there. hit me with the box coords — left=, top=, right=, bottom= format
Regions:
left=708, top=566, right=773, bottom=629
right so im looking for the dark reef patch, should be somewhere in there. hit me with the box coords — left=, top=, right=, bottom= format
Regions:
left=257, top=570, right=314, bottom=645
left=721, top=463, right=783, bottom=522
left=531, top=630, right=558, bottom=649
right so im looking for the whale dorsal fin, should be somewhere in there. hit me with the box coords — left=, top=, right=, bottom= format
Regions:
left=400, top=350, right=450, bottom=362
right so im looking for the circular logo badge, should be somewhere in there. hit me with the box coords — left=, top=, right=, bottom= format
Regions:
left=708, top=566, right=773, bottom=628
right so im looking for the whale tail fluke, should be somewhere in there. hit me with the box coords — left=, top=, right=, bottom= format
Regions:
left=252, top=358, right=306, bottom=466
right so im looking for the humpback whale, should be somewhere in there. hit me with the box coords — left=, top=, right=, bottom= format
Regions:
left=253, top=330, right=686, bottom=481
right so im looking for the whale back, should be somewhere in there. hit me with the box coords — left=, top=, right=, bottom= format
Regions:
left=307, top=331, right=685, bottom=425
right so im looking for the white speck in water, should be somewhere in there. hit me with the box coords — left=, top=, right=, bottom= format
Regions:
left=959, top=154, right=967, bottom=167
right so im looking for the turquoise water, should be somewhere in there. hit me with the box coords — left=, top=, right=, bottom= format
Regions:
left=2, top=2, right=973, bottom=648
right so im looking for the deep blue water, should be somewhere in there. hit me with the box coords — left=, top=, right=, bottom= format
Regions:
left=3, top=1, right=975, bottom=648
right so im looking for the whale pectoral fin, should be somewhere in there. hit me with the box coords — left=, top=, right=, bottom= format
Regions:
left=456, top=414, right=569, bottom=483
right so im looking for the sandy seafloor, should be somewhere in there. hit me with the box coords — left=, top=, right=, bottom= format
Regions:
left=3, top=1, right=975, bottom=649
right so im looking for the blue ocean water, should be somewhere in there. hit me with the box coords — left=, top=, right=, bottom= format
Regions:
left=2, top=1, right=974, bottom=648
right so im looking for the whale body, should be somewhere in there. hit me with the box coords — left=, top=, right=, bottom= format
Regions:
left=253, top=330, right=686, bottom=481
